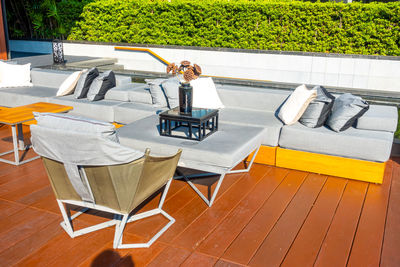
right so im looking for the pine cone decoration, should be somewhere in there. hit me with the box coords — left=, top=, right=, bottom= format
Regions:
left=166, top=63, right=175, bottom=73
left=180, top=60, right=191, bottom=67
left=183, top=69, right=196, bottom=82
left=193, top=64, right=202, bottom=76
left=167, top=60, right=202, bottom=80
left=172, top=64, right=178, bottom=75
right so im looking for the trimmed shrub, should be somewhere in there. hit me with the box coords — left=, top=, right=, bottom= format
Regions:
left=11, top=0, right=400, bottom=56
left=67, top=0, right=400, bottom=55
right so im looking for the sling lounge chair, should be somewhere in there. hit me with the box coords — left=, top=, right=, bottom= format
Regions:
left=30, top=113, right=181, bottom=249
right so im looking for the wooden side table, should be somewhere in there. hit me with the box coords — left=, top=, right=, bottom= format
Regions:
left=0, top=102, right=73, bottom=165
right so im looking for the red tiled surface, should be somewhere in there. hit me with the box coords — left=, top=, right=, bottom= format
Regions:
left=0, top=125, right=399, bottom=266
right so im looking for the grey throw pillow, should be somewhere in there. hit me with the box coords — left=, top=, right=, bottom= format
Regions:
left=87, top=70, right=116, bottom=101
left=145, top=78, right=168, bottom=107
left=299, top=86, right=335, bottom=128
left=326, top=93, right=369, bottom=132
left=162, top=76, right=180, bottom=108
left=74, top=68, right=99, bottom=99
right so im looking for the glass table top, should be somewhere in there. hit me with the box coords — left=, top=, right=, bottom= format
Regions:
left=160, top=107, right=217, bottom=119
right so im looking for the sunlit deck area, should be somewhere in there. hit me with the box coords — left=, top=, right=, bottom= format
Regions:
left=0, top=125, right=398, bottom=266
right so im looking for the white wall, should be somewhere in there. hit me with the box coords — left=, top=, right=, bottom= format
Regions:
left=10, top=40, right=400, bottom=92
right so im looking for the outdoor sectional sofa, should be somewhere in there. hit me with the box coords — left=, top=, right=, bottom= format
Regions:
left=0, top=68, right=397, bottom=184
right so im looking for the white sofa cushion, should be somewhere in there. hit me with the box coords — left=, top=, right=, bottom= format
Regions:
left=0, top=62, right=32, bottom=88
left=56, top=70, right=83, bottom=96
left=191, top=77, right=224, bottom=109
left=278, top=84, right=316, bottom=125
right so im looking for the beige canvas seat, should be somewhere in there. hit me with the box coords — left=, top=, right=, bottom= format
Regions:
left=30, top=112, right=181, bottom=249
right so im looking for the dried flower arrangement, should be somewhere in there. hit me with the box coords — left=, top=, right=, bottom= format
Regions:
left=166, top=61, right=202, bottom=83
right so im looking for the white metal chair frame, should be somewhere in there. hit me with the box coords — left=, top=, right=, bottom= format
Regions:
left=175, top=146, right=260, bottom=207
left=56, top=178, right=175, bottom=249
left=0, top=123, right=39, bottom=165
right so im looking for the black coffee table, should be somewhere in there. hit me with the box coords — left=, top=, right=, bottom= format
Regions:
left=159, top=107, right=218, bottom=141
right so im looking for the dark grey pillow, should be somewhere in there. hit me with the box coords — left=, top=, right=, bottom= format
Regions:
left=87, top=70, right=116, bottom=101
left=161, top=76, right=180, bottom=108
left=145, top=78, right=168, bottom=107
left=299, top=86, right=335, bottom=128
left=326, top=93, right=369, bottom=132
left=74, top=68, right=99, bottom=99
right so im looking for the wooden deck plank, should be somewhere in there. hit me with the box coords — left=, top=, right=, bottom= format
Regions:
left=158, top=172, right=244, bottom=243
left=46, top=229, right=116, bottom=267
left=0, top=160, right=43, bottom=184
left=281, top=177, right=347, bottom=267
left=77, top=241, right=131, bottom=267
left=249, top=173, right=328, bottom=266
left=314, top=180, right=368, bottom=267
left=221, top=170, right=308, bottom=265
left=146, top=246, right=192, bottom=267
left=347, top=160, right=394, bottom=266
left=0, top=210, right=58, bottom=252
left=180, top=252, right=218, bottom=267
left=173, top=165, right=266, bottom=251
left=116, top=235, right=167, bottom=266
left=0, top=216, right=62, bottom=266
left=0, top=199, right=25, bottom=219
left=16, top=186, right=54, bottom=206
left=0, top=174, right=49, bottom=202
left=14, top=220, right=96, bottom=266
left=214, top=259, right=247, bottom=267
left=0, top=206, right=47, bottom=236
left=123, top=181, right=199, bottom=240
left=0, top=168, right=45, bottom=197
left=196, top=167, right=288, bottom=258
left=120, top=170, right=243, bottom=243
left=381, top=159, right=400, bottom=267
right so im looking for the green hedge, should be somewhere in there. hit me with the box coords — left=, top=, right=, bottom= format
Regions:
left=67, top=0, right=400, bottom=55
left=66, top=0, right=400, bottom=55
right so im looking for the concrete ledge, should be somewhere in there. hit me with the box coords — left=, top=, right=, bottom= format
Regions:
left=9, top=40, right=400, bottom=93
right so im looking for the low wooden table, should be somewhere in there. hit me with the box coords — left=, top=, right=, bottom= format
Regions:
left=0, top=102, right=73, bottom=165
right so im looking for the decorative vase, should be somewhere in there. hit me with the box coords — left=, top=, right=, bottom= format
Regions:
left=179, top=82, right=193, bottom=114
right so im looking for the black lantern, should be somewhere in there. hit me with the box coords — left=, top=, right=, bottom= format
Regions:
left=52, top=39, right=64, bottom=64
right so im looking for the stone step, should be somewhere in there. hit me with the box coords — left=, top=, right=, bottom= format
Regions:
left=97, top=64, right=125, bottom=71
left=65, top=58, right=118, bottom=68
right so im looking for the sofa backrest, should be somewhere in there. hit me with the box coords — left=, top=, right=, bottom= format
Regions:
left=216, top=84, right=290, bottom=112
left=31, top=68, right=131, bottom=89
left=31, top=68, right=72, bottom=88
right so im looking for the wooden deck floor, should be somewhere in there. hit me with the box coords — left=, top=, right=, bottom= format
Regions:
left=0, top=124, right=399, bottom=266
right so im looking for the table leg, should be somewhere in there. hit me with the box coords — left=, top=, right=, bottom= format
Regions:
left=11, top=125, right=20, bottom=165
left=17, top=124, right=25, bottom=150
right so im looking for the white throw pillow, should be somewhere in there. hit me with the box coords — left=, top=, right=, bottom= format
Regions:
left=0, top=62, right=32, bottom=88
left=56, top=71, right=83, bottom=96
left=278, top=84, right=317, bottom=125
left=191, top=77, right=224, bottom=109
